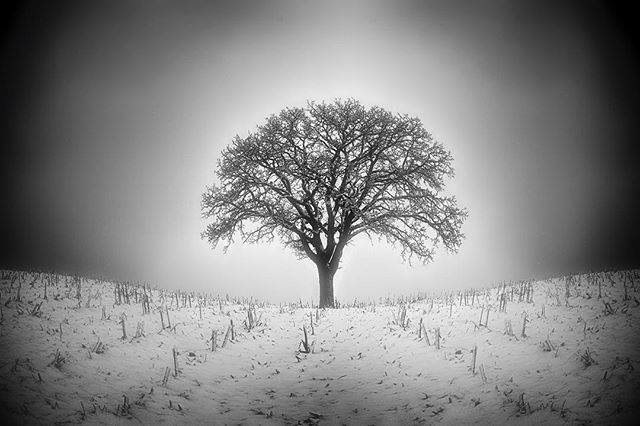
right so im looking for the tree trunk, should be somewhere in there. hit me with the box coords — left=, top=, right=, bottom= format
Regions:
left=317, top=264, right=335, bottom=308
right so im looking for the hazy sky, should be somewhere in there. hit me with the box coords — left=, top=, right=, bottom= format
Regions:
left=2, top=0, right=638, bottom=302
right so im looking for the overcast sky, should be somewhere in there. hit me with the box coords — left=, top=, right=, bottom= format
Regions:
left=1, top=0, right=638, bottom=302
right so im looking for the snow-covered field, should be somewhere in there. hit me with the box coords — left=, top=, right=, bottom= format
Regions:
left=0, top=269, right=638, bottom=425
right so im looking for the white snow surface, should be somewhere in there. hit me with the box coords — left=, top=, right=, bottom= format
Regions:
left=0, top=269, right=639, bottom=425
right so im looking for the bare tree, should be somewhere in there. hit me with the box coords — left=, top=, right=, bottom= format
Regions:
left=202, top=99, right=467, bottom=308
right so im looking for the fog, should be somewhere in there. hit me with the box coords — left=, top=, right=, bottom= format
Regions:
left=1, top=0, right=638, bottom=302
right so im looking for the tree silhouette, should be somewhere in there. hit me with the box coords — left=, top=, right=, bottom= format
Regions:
left=202, top=99, right=467, bottom=307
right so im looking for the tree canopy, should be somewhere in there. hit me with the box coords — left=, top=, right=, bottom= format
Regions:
left=202, top=99, right=467, bottom=307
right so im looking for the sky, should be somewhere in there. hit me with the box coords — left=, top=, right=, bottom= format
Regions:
left=1, top=0, right=639, bottom=303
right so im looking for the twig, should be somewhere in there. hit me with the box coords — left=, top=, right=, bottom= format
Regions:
left=172, top=347, right=179, bottom=377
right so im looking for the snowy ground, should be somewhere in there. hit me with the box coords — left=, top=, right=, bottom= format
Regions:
left=0, top=269, right=639, bottom=425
